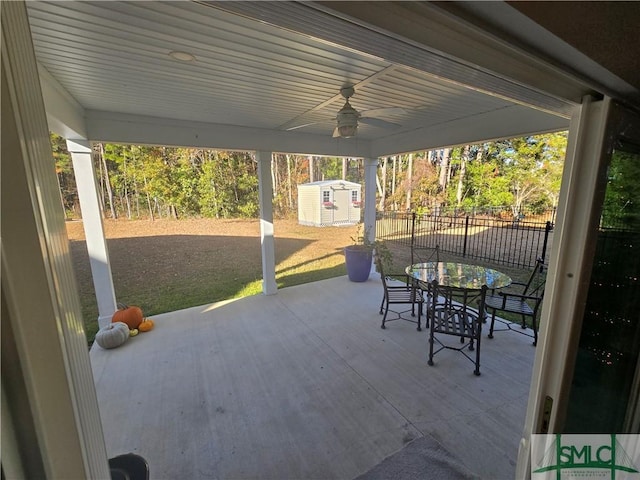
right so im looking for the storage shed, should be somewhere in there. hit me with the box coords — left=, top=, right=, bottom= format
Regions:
left=298, top=180, right=362, bottom=226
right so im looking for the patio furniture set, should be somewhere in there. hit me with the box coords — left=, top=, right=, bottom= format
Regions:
left=377, top=245, right=546, bottom=376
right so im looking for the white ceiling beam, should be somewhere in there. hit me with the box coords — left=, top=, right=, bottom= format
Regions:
left=85, top=106, right=570, bottom=160
left=371, top=104, right=570, bottom=157
left=37, top=64, right=87, bottom=140
left=85, top=110, right=372, bottom=158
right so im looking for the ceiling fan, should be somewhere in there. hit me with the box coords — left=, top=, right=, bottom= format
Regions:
left=286, top=86, right=407, bottom=138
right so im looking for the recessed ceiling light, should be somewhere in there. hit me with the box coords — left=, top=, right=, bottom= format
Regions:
left=168, top=51, right=195, bottom=62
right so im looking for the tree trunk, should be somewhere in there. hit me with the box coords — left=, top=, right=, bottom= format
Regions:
left=95, top=148, right=106, bottom=212
left=391, top=155, right=397, bottom=198
left=271, top=156, right=277, bottom=198
left=117, top=192, right=125, bottom=217
left=286, top=154, right=293, bottom=208
left=55, top=171, right=67, bottom=217
left=130, top=146, right=140, bottom=219
left=99, top=143, right=117, bottom=219
left=134, top=183, right=140, bottom=218
left=405, top=153, right=413, bottom=211
left=439, top=148, right=451, bottom=192
left=122, top=154, right=132, bottom=220
left=143, top=173, right=154, bottom=221
left=378, top=158, right=387, bottom=211
left=456, top=145, right=469, bottom=206
left=342, top=158, right=347, bottom=180
left=308, top=155, right=315, bottom=183
left=274, top=155, right=282, bottom=198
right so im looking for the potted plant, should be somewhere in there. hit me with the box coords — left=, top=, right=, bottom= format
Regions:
left=344, top=224, right=392, bottom=282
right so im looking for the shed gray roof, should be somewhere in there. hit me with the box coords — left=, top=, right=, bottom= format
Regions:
left=299, top=180, right=360, bottom=188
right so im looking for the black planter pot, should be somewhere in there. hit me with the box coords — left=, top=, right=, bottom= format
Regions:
left=344, top=245, right=373, bottom=282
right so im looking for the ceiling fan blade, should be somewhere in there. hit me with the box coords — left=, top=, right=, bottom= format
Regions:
left=285, top=119, right=335, bottom=131
left=361, top=107, right=407, bottom=118
left=359, top=117, right=401, bottom=129
left=285, top=121, right=321, bottom=131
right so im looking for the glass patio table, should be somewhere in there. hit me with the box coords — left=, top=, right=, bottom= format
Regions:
left=405, top=262, right=512, bottom=290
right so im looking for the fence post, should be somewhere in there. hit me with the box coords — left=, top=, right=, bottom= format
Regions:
left=463, top=215, right=469, bottom=257
left=541, top=221, right=552, bottom=265
left=410, top=212, right=416, bottom=246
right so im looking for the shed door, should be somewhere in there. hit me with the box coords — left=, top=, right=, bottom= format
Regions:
left=333, top=189, right=350, bottom=223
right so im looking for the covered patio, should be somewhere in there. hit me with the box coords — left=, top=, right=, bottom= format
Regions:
left=24, top=0, right=573, bottom=330
left=92, top=274, right=535, bottom=479
left=4, top=1, right=639, bottom=479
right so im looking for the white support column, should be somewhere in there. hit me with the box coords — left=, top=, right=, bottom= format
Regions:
left=363, top=157, right=378, bottom=242
left=364, top=157, right=378, bottom=276
left=67, top=139, right=117, bottom=327
left=256, top=151, right=277, bottom=295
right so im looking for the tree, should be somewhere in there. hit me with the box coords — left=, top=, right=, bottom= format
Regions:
left=602, top=149, right=640, bottom=229
left=52, top=132, right=566, bottom=221
left=455, top=145, right=470, bottom=207
left=438, top=148, right=452, bottom=192
left=377, top=157, right=388, bottom=210
left=537, top=132, right=567, bottom=208
left=410, top=153, right=440, bottom=211
left=405, top=153, right=413, bottom=210
left=197, top=151, right=259, bottom=218
left=93, top=143, right=118, bottom=219
left=50, top=133, right=77, bottom=217
left=497, top=133, right=566, bottom=215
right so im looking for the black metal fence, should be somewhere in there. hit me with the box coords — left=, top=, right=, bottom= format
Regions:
left=376, top=210, right=554, bottom=269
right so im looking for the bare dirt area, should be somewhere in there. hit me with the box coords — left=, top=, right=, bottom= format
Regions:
left=66, top=218, right=358, bottom=270
left=67, top=217, right=540, bottom=343
left=66, top=218, right=358, bottom=340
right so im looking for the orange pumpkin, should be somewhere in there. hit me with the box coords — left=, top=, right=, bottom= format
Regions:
left=138, top=318, right=155, bottom=332
left=111, top=304, right=143, bottom=329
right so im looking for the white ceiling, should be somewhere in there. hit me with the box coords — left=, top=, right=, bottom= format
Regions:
left=26, top=1, right=578, bottom=157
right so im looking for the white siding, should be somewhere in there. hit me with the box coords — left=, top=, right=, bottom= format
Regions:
left=297, top=184, right=320, bottom=226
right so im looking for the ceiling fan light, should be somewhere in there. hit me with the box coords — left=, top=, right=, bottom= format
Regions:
left=338, top=124, right=358, bottom=138
left=336, top=99, right=359, bottom=138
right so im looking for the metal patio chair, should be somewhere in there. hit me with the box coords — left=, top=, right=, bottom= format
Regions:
left=410, top=243, right=440, bottom=266
left=409, top=243, right=440, bottom=325
left=485, top=257, right=546, bottom=346
left=427, top=280, right=487, bottom=376
left=376, top=254, right=424, bottom=331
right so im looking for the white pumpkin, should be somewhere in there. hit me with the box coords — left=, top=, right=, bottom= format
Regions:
left=95, top=322, right=130, bottom=349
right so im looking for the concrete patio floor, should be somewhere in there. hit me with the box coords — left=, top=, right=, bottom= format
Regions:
left=90, top=274, right=535, bottom=479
